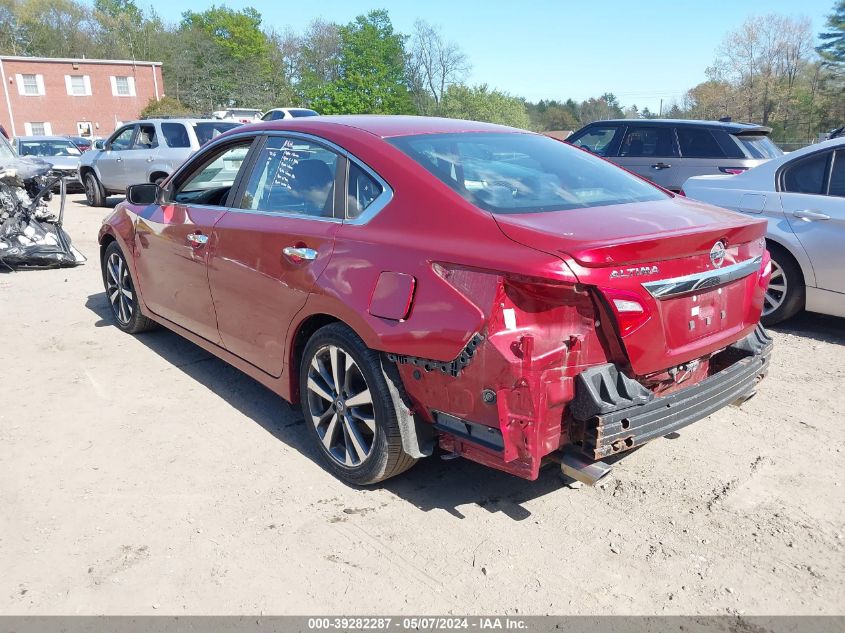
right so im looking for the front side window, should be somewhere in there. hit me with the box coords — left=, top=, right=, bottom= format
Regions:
left=261, top=110, right=283, bottom=121
left=782, top=151, right=831, bottom=195
left=240, top=136, right=338, bottom=217
left=619, top=127, right=676, bottom=157
left=391, top=132, right=667, bottom=215
left=829, top=151, right=845, bottom=197
left=162, top=123, right=190, bottom=148
left=347, top=163, right=383, bottom=219
left=174, top=141, right=252, bottom=206
left=567, top=126, right=622, bottom=156
left=108, top=126, right=135, bottom=151
left=133, top=124, right=158, bottom=149
left=677, top=128, right=725, bottom=158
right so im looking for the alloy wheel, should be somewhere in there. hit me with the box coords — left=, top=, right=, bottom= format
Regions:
left=763, top=259, right=787, bottom=317
left=106, top=252, right=134, bottom=325
left=306, top=345, right=376, bottom=467
left=84, top=175, right=97, bottom=205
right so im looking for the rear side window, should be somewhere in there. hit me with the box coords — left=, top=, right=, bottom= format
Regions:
left=827, top=150, right=845, bottom=197
left=677, top=128, right=725, bottom=158
left=193, top=122, right=241, bottom=146
left=162, top=123, right=191, bottom=148
left=568, top=126, right=622, bottom=157
left=781, top=151, right=831, bottom=195
left=735, top=134, right=782, bottom=159
left=347, top=162, right=383, bottom=219
left=619, top=126, right=676, bottom=157
left=390, top=132, right=667, bottom=215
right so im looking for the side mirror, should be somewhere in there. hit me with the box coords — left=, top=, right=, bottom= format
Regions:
left=94, top=140, right=105, bottom=150
left=126, top=183, right=160, bottom=205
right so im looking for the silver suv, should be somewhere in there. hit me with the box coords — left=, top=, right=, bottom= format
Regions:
left=78, top=118, right=241, bottom=206
left=566, top=119, right=783, bottom=192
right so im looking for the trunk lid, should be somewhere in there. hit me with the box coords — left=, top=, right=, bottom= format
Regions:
left=494, top=197, right=769, bottom=376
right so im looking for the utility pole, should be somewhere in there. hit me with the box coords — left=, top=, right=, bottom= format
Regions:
left=659, top=98, right=663, bottom=117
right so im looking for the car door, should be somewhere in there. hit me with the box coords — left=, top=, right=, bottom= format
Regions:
left=208, top=134, right=344, bottom=376
left=674, top=126, right=729, bottom=191
left=133, top=136, right=258, bottom=343
left=780, top=148, right=845, bottom=293
left=122, top=122, right=159, bottom=187
left=97, top=125, right=136, bottom=190
left=614, top=125, right=679, bottom=189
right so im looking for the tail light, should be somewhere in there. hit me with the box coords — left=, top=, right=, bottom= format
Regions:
left=719, top=167, right=748, bottom=175
left=601, top=287, right=652, bottom=336
left=759, top=249, right=772, bottom=290
left=677, top=189, right=686, bottom=197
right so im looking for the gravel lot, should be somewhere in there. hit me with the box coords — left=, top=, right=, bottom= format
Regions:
left=1, top=193, right=843, bottom=615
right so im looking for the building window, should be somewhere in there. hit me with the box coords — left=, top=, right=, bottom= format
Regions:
left=65, top=74, right=91, bottom=96
left=16, top=74, right=45, bottom=96
left=24, top=122, right=51, bottom=135
left=111, top=75, right=136, bottom=97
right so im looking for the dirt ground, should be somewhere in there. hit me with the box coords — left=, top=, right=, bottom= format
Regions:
left=1, top=193, right=843, bottom=616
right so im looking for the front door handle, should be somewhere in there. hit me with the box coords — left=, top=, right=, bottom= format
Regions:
left=651, top=162, right=671, bottom=170
left=186, top=232, right=209, bottom=247
left=283, top=246, right=317, bottom=261
left=793, top=209, right=831, bottom=221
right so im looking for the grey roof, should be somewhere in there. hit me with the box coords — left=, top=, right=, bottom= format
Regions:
left=584, top=119, right=771, bottom=134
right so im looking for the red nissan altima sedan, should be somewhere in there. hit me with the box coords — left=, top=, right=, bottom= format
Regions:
left=98, top=116, right=773, bottom=485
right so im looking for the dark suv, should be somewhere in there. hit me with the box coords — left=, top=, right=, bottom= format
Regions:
left=566, top=119, right=783, bottom=192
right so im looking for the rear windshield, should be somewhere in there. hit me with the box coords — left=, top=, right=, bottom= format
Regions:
left=193, top=122, right=241, bottom=146
left=389, top=132, right=667, bottom=214
left=289, top=109, right=319, bottom=118
left=734, top=134, right=783, bottom=159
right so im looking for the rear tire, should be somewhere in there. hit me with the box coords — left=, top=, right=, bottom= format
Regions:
left=299, top=323, right=416, bottom=485
left=761, top=243, right=804, bottom=326
left=102, top=242, right=157, bottom=334
left=84, top=172, right=105, bottom=207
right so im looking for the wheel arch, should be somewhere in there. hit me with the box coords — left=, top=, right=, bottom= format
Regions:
left=149, top=170, right=169, bottom=184
left=765, top=236, right=808, bottom=290
left=287, top=311, right=434, bottom=460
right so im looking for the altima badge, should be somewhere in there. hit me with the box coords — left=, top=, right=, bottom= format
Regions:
left=610, top=266, right=659, bottom=279
left=710, top=241, right=727, bottom=268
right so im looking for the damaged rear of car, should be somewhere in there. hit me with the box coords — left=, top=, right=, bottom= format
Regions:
left=387, top=130, right=772, bottom=484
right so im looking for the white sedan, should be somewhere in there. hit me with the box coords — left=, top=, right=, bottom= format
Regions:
left=683, top=137, right=845, bottom=324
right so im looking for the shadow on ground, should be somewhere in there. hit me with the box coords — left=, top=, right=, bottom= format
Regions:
left=85, top=291, right=570, bottom=521
left=769, top=311, right=845, bottom=346
left=73, top=196, right=121, bottom=209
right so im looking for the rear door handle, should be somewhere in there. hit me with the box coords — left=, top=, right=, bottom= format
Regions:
left=146, top=157, right=154, bottom=163
left=186, top=233, right=209, bottom=247
left=793, top=209, right=831, bottom=221
left=651, top=162, right=671, bottom=170
left=283, top=246, right=317, bottom=261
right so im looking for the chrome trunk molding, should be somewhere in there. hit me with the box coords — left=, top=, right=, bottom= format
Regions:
left=642, top=256, right=763, bottom=300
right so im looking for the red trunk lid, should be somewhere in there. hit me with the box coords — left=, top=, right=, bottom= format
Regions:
left=494, top=198, right=769, bottom=376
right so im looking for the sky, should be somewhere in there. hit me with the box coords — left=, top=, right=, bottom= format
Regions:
left=140, top=0, right=836, bottom=113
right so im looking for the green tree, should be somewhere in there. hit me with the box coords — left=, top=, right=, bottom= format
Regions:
left=818, top=1, right=845, bottom=71
left=308, top=10, right=413, bottom=114
left=440, top=84, right=530, bottom=128
left=181, top=5, right=268, bottom=61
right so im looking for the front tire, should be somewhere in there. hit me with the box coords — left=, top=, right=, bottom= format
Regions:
left=300, top=323, right=416, bottom=485
left=84, top=172, right=105, bottom=207
left=761, top=243, right=804, bottom=326
left=102, top=242, right=156, bottom=334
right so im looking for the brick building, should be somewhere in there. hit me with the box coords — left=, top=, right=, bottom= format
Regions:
left=0, top=56, right=163, bottom=138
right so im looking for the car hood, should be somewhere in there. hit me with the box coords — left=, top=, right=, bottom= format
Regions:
left=41, top=156, right=81, bottom=171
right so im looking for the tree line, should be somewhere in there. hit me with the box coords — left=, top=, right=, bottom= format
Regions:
left=0, top=0, right=842, bottom=141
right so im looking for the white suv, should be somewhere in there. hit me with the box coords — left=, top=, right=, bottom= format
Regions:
left=78, top=118, right=241, bottom=206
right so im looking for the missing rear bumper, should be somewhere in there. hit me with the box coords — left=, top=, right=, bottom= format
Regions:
left=571, top=324, right=773, bottom=460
